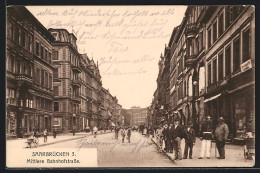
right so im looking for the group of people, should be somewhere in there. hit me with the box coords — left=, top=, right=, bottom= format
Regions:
left=155, top=116, right=230, bottom=160
left=115, top=125, right=132, bottom=143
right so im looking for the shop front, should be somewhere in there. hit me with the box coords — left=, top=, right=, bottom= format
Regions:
left=231, top=85, right=255, bottom=137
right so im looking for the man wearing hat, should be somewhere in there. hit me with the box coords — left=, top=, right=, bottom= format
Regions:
left=171, top=118, right=184, bottom=160
left=183, top=121, right=196, bottom=159
left=162, top=122, right=169, bottom=152
left=214, top=117, right=229, bottom=159
left=199, top=116, right=213, bottom=159
left=167, top=122, right=174, bottom=153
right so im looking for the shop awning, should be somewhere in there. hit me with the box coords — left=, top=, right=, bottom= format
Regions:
left=111, top=122, right=116, bottom=126
left=204, top=93, right=221, bottom=103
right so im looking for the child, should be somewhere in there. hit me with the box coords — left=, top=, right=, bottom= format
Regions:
left=183, top=122, right=196, bottom=159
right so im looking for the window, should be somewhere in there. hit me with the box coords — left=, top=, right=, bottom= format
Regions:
left=213, top=59, right=217, bottom=83
left=213, top=21, right=217, bottom=43
left=45, top=72, right=48, bottom=88
left=14, top=27, right=19, bottom=43
left=36, top=42, right=40, bottom=56
left=226, top=6, right=246, bottom=29
left=21, top=31, right=26, bottom=47
left=25, top=99, right=29, bottom=107
left=208, top=63, right=211, bottom=85
left=218, top=13, right=224, bottom=36
left=36, top=68, right=40, bottom=84
left=218, top=53, right=223, bottom=81
left=28, top=35, right=32, bottom=52
left=45, top=49, right=48, bottom=61
left=63, top=48, right=66, bottom=60
left=52, top=50, right=59, bottom=60
left=48, top=52, right=51, bottom=63
left=225, top=45, right=231, bottom=76
left=49, top=75, right=52, bottom=89
left=54, top=102, right=59, bottom=112
left=242, top=28, right=250, bottom=63
left=41, top=70, right=45, bottom=85
left=233, top=37, right=240, bottom=72
left=41, top=45, right=44, bottom=59
left=53, top=68, right=58, bottom=78
left=208, top=28, right=211, bottom=49
left=28, top=65, right=31, bottom=76
left=53, top=86, right=59, bottom=96
left=9, top=55, right=14, bottom=72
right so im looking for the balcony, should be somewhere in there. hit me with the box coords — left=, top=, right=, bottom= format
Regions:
left=71, top=64, right=81, bottom=73
left=72, top=79, right=81, bottom=87
left=16, top=74, right=33, bottom=84
left=185, top=23, right=197, bottom=38
left=185, top=55, right=197, bottom=66
left=71, top=95, right=81, bottom=103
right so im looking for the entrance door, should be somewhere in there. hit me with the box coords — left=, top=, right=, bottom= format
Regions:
left=17, top=111, right=23, bottom=138
left=44, top=117, right=48, bottom=130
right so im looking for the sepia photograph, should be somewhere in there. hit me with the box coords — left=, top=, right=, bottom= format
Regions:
left=5, top=5, right=255, bottom=168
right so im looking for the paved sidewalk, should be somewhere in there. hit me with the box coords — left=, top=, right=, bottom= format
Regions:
left=7, top=131, right=112, bottom=149
left=151, top=137, right=254, bottom=167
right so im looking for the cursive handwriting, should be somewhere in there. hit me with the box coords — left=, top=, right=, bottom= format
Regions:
left=75, top=137, right=151, bottom=153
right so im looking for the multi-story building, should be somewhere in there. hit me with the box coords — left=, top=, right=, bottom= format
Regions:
left=88, top=59, right=102, bottom=128
left=6, top=6, right=54, bottom=138
left=123, top=106, right=148, bottom=126
left=80, top=53, right=93, bottom=130
left=203, top=6, right=255, bottom=136
left=151, top=5, right=255, bottom=138
left=48, top=28, right=82, bottom=132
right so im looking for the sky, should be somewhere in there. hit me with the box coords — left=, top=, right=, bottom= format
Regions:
left=27, top=6, right=187, bottom=109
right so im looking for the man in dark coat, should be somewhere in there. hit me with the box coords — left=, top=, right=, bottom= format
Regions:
left=126, top=126, right=131, bottom=143
left=167, top=122, right=174, bottom=153
left=214, top=117, right=229, bottom=159
left=115, top=125, right=120, bottom=140
left=171, top=118, right=184, bottom=160
left=162, top=122, right=169, bottom=152
left=183, top=122, right=196, bottom=159
left=199, top=116, right=213, bottom=159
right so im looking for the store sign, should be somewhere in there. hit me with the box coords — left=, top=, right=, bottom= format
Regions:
left=240, top=59, right=252, bottom=73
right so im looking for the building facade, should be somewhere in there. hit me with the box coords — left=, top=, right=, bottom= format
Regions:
left=151, top=5, right=255, bottom=138
left=6, top=6, right=54, bottom=138
left=6, top=6, right=123, bottom=137
left=123, top=106, right=148, bottom=126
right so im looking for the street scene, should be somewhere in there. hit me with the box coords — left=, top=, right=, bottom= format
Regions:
left=6, top=5, right=255, bottom=168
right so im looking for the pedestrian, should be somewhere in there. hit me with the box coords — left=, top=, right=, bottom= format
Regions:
left=183, top=121, right=196, bottom=159
left=199, top=116, right=213, bottom=159
left=93, top=125, right=98, bottom=138
left=33, top=127, right=37, bottom=137
left=127, top=126, right=131, bottom=143
left=172, top=118, right=184, bottom=160
left=167, top=122, right=174, bottom=153
left=214, top=117, right=229, bottom=159
left=43, top=129, right=48, bottom=143
left=162, top=122, right=169, bottom=152
left=121, top=127, right=126, bottom=143
left=53, top=129, right=57, bottom=139
left=115, top=125, right=120, bottom=139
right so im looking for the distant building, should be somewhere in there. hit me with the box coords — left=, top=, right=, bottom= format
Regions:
left=123, top=106, right=148, bottom=126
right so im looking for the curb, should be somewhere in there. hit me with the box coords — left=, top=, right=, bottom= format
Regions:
left=29, top=132, right=113, bottom=148
left=150, top=138, right=175, bottom=164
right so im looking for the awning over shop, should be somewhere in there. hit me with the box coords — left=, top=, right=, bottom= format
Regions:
left=204, top=93, right=221, bottom=103
left=111, top=122, right=116, bottom=126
